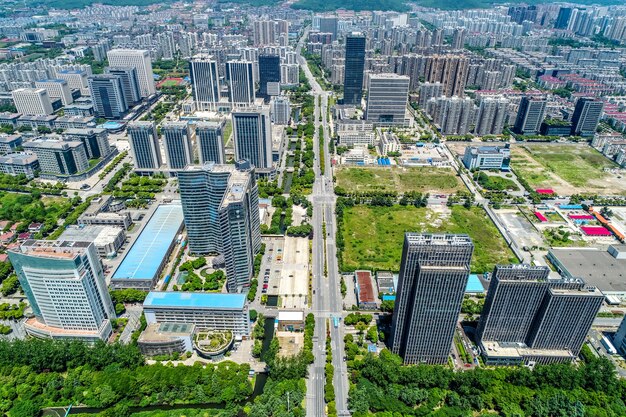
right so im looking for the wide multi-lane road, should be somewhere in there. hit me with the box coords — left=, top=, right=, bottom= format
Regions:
left=298, top=29, right=350, bottom=417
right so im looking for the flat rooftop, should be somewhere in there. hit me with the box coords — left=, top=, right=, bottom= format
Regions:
left=481, top=340, right=573, bottom=359
left=12, top=240, right=91, bottom=259
left=277, top=311, right=304, bottom=322
left=406, top=233, right=472, bottom=246
left=111, top=204, right=183, bottom=282
left=60, top=225, right=123, bottom=245
left=144, top=291, right=246, bottom=310
left=356, top=270, right=376, bottom=303
left=139, top=322, right=195, bottom=342
left=549, top=247, right=626, bottom=292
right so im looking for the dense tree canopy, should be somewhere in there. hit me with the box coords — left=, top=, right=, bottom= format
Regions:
left=348, top=348, right=626, bottom=417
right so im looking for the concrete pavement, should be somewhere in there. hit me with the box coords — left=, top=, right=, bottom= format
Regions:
left=299, top=28, right=350, bottom=416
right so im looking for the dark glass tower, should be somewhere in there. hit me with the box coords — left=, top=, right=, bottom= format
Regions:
left=343, top=33, right=366, bottom=106
left=258, top=54, right=280, bottom=99
left=390, top=233, right=473, bottom=364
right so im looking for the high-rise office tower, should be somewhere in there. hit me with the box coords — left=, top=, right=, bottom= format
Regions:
left=88, top=74, right=129, bottom=119
left=127, top=121, right=162, bottom=171
left=226, top=61, right=256, bottom=106
left=189, top=54, right=220, bottom=111
left=107, top=49, right=155, bottom=98
left=365, top=73, right=410, bottom=126
left=514, top=96, right=547, bottom=135
left=232, top=107, right=273, bottom=170
left=477, top=264, right=604, bottom=363
left=571, top=97, right=604, bottom=137
left=178, top=162, right=261, bottom=292
left=105, top=67, right=141, bottom=106
left=318, top=16, right=338, bottom=41
left=258, top=55, right=280, bottom=99
left=390, top=233, right=473, bottom=364
left=11, top=88, right=53, bottom=115
left=477, top=265, right=551, bottom=343
left=64, top=128, right=113, bottom=160
left=270, top=96, right=291, bottom=125
left=525, top=286, right=603, bottom=355
left=23, top=139, right=89, bottom=175
left=343, top=33, right=366, bottom=106
left=162, top=122, right=193, bottom=171
left=475, top=96, right=509, bottom=136
left=57, top=69, right=90, bottom=96
left=8, top=240, right=116, bottom=342
left=35, top=79, right=73, bottom=105
left=196, top=121, right=225, bottom=164
left=555, top=7, right=573, bottom=29
left=424, top=55, right=469, bottom=97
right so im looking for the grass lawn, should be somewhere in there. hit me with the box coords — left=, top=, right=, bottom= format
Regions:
left=159, top=79, right=181, bottom=87
left=340, top=205, right=517, bottom=273
left=512, top=144, right=624, bottom=195
left=524, top=144, right=616, bottom=187
left=335, top=166, right=464, bottom=194
left=475, top=172, right=518, bottom=191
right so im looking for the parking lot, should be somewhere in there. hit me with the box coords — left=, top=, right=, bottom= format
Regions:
left=261, top=236, right=309, bottom=310
left=494, top=208, right=544, bottom=249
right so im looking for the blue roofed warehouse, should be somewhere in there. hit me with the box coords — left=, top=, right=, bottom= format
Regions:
left=143, top=291, right=250, bottom=337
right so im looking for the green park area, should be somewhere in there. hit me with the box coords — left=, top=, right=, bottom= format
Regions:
left=335, top=166, right=464, bottom=195
left=474, top=171, right=518, bottom=191
left=340, top=205, right=517, bottom=273
left=512, top=144, right=626, bottom=195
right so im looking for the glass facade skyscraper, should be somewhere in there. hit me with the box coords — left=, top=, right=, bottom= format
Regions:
left=178, top=162, right=261, bottom=292
left=88, top=74, right=128, bottom=119
left=258, top=54, right=280, bottom=99
left=196, top=121, right=225, bottom=164
left=189, top=54, right=220, bottom=111
left=390, top=233, right=473, bottom=364
left=8, top=240, right=115, bottom=342
left=127, top=121, right=162, bottom=170
left=232, top=107, right=273, bottom=170
left=162, top=122, right=193, bottom=171
left=343, top=33, right=366, bottom=106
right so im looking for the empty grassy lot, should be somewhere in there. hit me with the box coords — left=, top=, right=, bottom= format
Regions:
left=335, top=166, right=464, bottom=194
left=340, top=205, right=517, bottom=273
left=512, top=144, right=626, bottom=195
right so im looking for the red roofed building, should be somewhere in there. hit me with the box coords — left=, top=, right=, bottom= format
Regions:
left=355, top=270, right=377, bottom=310
left=536, top=189, right=555, bottom=195
left=581, top=226, right=612, bottom=236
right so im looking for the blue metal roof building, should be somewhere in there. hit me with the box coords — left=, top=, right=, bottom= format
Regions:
left=111, top=204, right=184, bottom=290
left=143, top=291, right=250, bottom=336
left=144, top=292, right=246, bottom=309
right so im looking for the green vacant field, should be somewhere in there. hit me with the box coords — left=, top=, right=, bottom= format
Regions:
left=512, top=144, right=618, bottom=190
left=335, top=166, right=464, bottom=195
left=340, top=205, right=517, bottom=273
left=527, top=145, right=616, bottom=186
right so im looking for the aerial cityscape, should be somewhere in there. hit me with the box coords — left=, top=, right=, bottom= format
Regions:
left=0, top=0, right=626, bottom=416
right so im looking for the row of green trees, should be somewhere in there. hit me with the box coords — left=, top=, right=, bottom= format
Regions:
left=347, top=347, right=626, bottom=417
left=0, top=339, right=255, bottom=417
left=248, top=313, right=315, bottom=417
